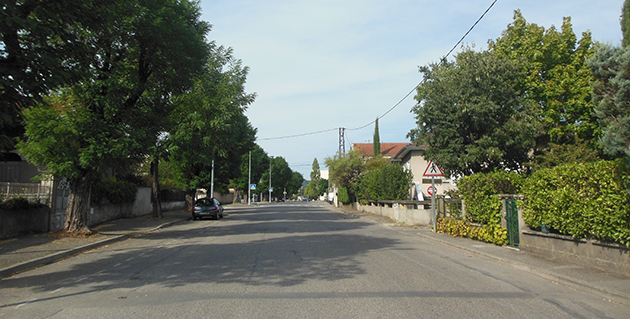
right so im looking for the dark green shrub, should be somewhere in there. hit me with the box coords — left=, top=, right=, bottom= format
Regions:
left=521, top=160, right=630, bottom=246
left=358, top=162, right=412, bottom=200
left=91, top=179, right=138, bottom=204
left=338, top=186, right=350, bottom=204
left=457, top=170, right=524, bottom=225
left=0, top=197, right=34, bottom=210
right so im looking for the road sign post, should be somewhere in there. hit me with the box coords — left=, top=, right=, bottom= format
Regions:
left=423, top=161, right=444, bottom=232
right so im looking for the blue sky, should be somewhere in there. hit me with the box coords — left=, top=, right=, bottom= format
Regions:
left=198, top=0, right=624, bottom=178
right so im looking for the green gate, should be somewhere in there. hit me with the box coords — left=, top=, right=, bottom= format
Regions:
left=505, top=198, right=519, bottom=248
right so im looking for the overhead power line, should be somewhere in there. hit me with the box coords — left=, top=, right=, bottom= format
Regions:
left=348, top=0, right=499, bottom=132
left=258, top=0, right=500, bottom=140
left=258, top=127, right=338, bottom=141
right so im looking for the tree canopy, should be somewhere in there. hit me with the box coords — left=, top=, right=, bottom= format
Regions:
left=488, top=10, right=597, bottom=154
left=408, top=49, right=538, bottom=177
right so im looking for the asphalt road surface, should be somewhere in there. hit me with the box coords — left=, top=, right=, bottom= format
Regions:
left=1, top=202, right=629, bottom=318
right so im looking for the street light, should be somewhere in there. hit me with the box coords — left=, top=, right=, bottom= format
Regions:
left=247, top=151, right=252, bottom=205
left=268, top=156, right=274, bottom=203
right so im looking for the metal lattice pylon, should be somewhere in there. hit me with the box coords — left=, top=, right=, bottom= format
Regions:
left=339, top=127, right=345, bottom=154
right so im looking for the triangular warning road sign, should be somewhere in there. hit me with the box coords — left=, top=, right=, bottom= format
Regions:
left=423, top=160, right=444, bottom=177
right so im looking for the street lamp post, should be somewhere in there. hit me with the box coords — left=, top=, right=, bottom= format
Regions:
left=268, top=156, right=273, bottom=202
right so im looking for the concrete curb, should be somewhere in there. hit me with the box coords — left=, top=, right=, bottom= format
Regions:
left=0, top=218, right=188, bottom=279
left=416, top=232, right=630, bottom=307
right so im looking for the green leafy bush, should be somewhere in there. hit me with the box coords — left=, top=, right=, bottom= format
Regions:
left=357, top=162, right=412, bottom=200
left=338, top=186, right=350, bottom=204
left=91, top=179, right=138, bottom=204
left=521, top=160, right=630, bottom=246
left=457, top=170, right=524, bottom=225
left=437, top=217, right=508, bottom=245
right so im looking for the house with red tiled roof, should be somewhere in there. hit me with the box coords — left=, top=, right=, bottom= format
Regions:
left=351, top=143, right=411, bottom=158
left=352, top=143, right=455, bottom=199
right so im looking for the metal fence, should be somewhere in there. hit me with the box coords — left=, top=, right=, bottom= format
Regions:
left=0, top=182, right=52, bottom=204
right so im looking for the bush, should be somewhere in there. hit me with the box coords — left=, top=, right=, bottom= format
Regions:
left=0, top=197, right=45, bottom=211
left=338, top=186, right=350, bottom=204
left=91, top=178, right=138, bottom=204
left=457, top=170, right=524, bottom=225
left=521, top=160, right=630, bottom=246
left=358, top=162, right=412, bottom=200
left=437, top=217, right=508, bottom=245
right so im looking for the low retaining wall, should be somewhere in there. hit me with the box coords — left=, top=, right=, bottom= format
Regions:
left=87, top=203, right=134, bottom=227
left=356, top=202, right=432, bottom=226
left=0, top=206, right=50, bottom=238
left=520, top=230, right=630, bottom=277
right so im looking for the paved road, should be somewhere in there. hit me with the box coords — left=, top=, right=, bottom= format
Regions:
left=1, top=203, right=628, bottom=318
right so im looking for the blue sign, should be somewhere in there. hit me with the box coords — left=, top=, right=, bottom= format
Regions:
left=270, top=187, right=273, bottom=192
left=250, top=184, right=256, bottom=190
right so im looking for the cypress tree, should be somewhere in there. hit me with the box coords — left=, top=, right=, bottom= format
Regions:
left=373, top=118, right=381, bottom=156
left=623, top=0, right=630, bottom=47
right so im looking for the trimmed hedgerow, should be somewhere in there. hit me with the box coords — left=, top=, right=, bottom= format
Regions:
left=458, top=170, right=524, bottom=225
left=521, top=159, right=630, bottom=246
left=437, top=170, right=522, bottom=246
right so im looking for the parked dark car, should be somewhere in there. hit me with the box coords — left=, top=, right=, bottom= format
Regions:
left=191, top=197, right=224, bottom=220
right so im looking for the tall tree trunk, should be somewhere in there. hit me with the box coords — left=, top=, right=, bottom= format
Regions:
left=151, top=159, right=163, bottom=218
left=63, top=172, right=92, bottom=233
left=185, top=189, right=195, bottom=210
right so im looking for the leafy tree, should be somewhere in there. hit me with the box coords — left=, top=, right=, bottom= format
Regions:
left=306, top=158, right=323, bottom=198
left=588, top=43, right=630, bottom=159
left=325, top=149, right=365, bottom=200
left=287, top=171, right=305, bottom=197
left=488, top=10, right=597, bottom=157
left=260, top=156, right=293, bottom=201
left=230, top=144, right=269, bottom=202
left=0, top=0, right=110, bottom=157
left=408, top=49, right=538, bottom=177
left=317, top=178, right=329, bottom=197
left=168, top=45, right=256, bottom=203
left=304, top=181, right=318, bottom=199
left=310, top=158, right=321, bottom=181
left=373, top=118, right=381, bottom=156
left=17, top=0, right=210, bottom=232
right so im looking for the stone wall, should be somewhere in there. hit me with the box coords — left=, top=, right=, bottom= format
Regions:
left=0, top=206, right=50, bottom=238
left=520, top=230, right=630, bottom=277
left=356, top=201, right=433, bottom=226
left=500, top=197, right=630, bottom=277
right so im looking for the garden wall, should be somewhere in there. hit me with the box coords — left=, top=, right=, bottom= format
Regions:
left=520, top=230, right=630, bottom=277
left=498, top=197, right=630, bottom=277
left=356, top=201, right=433, bottom=226
left=0, top=206, right=50, bottom=238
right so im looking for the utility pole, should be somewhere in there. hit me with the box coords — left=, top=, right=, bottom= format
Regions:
left=210, top=150, right=215, bottom=199
left=247, top=151, right=252, bottom=205
left=269, top=156, right=273, bottom=202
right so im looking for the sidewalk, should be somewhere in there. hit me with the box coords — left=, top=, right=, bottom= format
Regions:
left=0, top=209, right=190, bottom=279
left=332, top=205, right=630, bottom=308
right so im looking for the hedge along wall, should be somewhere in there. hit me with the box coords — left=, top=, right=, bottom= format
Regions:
left=439, top=170, right=524, bottom=245
left=521, top=160, right=630, bottom=246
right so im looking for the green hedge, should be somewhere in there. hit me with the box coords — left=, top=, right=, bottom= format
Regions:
left=358, top=162, right=412, bottom=201
left=457, top=170, right=524, bottom=225
left=338, top=186, right=350, bottom=204
left=521, top=160, right=630, bottom=246
left=91, top=179, right=138, bottom=204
